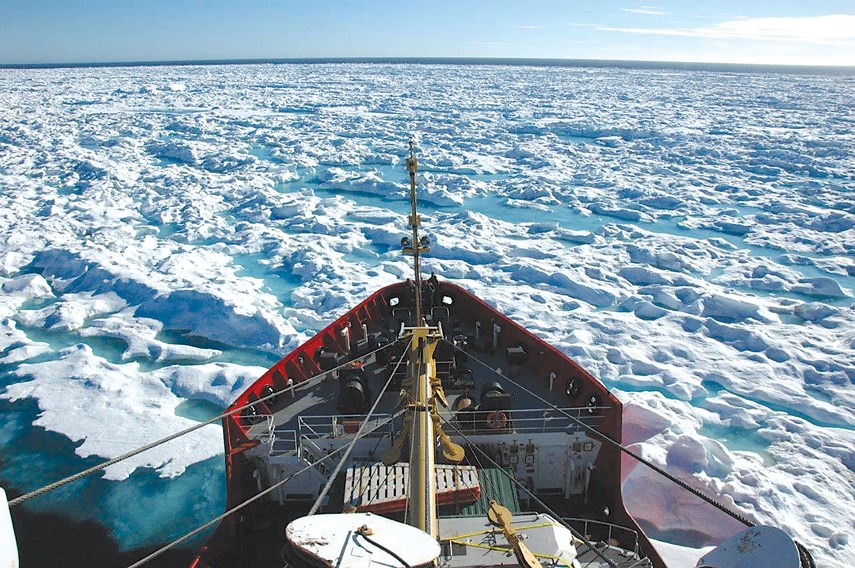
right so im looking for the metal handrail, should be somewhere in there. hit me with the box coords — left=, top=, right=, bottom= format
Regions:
left=299, top=435, right=328, bottom=462
left=244, top=412, right=275, bottom=432
left=453, top=406, right=607, bottom=435
left=269, top=429, right=298, bottom=456
left=298, top=413, right=396, bottom=439
left=562, top=517, right=640, bottom=558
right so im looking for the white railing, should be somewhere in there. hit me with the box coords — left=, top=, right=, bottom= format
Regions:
left=266, top=429, right=334, bottom=479
left=270, top=429, right=297, bottom=456
left=456, top=407, right=606, bottom=435
left=248, top=414, right=275, bottom=439
left=298, top=413, right=396, bottom=440
left=562, top=517, right=640, bottom=559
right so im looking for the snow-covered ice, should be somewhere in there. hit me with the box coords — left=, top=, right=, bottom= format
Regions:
left=0, top=62, right=853, bottom=564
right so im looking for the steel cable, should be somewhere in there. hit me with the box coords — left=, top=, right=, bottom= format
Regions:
left=439, top=413, right=620, bottom=568
left=446, top=338, right=756, bottom=528
left=307, top=336, right=411, bottom=515
left=8, top=339, right=405, bottom=508
left=127, top=408, right=406, bottom=568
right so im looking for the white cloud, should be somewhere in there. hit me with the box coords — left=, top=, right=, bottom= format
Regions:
left=599, top=14, right=855, bottom=46
left=623, top=6, right=667, bottom=16
left=514, top=25, right=546, bottom=30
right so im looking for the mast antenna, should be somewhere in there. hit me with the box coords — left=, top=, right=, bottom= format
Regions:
left=403, top=138, right=429, bottom=325
left=383, top=140, right=464, bottom=539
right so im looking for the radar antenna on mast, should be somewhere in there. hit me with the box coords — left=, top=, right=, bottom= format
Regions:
left=402, top=139, right=430, bottom=325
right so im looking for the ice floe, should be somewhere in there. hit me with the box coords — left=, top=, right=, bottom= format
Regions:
left=0, top=63, right=853, bottom=563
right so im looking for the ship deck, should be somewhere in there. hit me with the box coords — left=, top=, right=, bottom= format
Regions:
left=245, top=334, right=605, bottom=438
left=193, top=280, right=662, bottom=567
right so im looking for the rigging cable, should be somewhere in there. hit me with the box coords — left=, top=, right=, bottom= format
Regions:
left=307, top=336, right=412, bottom=516
left=8, top=339, right=405, bottom=508
left=439, top=414, right=620, bottom=568
left=351, top=343, right=423, bottom=511
left=453, top=411, right=498, bottom=510
left=126, top=408, right=406, bottom=568
left=457, top=447, right=492, bottom=510
left=445, top=338, right=757, bottom=529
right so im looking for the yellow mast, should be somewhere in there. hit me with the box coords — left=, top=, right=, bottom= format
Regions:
left=405, top=327, right=442, bottom=536
left=381, top=141, right=464, bottom=539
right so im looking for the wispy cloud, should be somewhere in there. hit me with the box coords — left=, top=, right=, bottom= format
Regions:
left=514, top=25, right=546, bottom=30
left=623, top=6, right=667, bottom=16
left=597, top=14, right=855, bottom=45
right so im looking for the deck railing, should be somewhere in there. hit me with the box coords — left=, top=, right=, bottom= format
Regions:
left=297, top=413, right=397, bottom=440
left=270, top=428, right=297, bottom=456
left=263, top=414, right=397, bottom=458
left=455, top=406, right=606, bottom=435
left=562, top=517, right=641, bottom=559
left=262, top=406, right=607, bottom=462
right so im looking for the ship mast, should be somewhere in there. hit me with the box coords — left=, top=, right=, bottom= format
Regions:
left=404, top=327, right=442, bottom=536
left=404, top=139, right=426, bottom=325
left=381, top=141, right=464, bottom=539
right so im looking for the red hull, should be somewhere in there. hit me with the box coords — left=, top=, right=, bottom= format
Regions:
left=192, top=280, right=666, bottom=567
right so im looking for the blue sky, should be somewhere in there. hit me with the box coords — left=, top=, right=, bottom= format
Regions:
left=1, top=1, right=853, bottom=66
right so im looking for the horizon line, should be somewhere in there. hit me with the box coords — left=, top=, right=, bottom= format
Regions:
left=2, top=56, right=854, bottom=74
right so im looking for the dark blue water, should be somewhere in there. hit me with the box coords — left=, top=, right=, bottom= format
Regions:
left=0, top=398, right=223, bottom=566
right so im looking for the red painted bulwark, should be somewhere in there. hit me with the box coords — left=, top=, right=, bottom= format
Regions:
left=191, top=279, right=664, bottom=567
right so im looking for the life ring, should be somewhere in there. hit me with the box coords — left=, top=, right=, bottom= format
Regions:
left=486, top=410, right=508, bottom=430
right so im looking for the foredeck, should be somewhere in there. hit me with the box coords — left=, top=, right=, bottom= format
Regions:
left=245, top=334, right=609, bottom=437
left=193, top=280, right=663, bottom=568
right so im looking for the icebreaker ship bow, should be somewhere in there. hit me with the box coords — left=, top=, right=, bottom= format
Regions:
left=190, top=142, right=815, bottom=568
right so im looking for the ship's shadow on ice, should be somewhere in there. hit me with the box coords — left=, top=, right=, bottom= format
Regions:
left=0, top=400, right=224, bottom=565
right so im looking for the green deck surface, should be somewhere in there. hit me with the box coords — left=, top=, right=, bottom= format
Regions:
left=456, top=467, right=521, bottom=516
